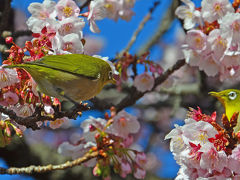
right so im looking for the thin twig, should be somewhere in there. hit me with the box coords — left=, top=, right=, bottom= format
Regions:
left=137, top=0, right=179, bottom=56
left=118, top=1, right=160, bottom=57
left=0, top=151, right=98, bottom=174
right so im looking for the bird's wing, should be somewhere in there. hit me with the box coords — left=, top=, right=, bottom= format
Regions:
left=25, top=54, right=107, bottom=80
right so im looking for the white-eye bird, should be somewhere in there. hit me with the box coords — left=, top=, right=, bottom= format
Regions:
left=4, top=54, right=116, bottom=109
left=209, top=89, right=240, bottom=132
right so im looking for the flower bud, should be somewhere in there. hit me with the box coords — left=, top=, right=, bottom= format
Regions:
left=5, top=37, right=13, bottom=44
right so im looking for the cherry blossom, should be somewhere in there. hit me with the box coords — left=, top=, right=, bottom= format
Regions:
left=57, top=16, right=85, bottom=36
left=108, top=110, right=140, bottom=138
left=133, top=167, right=146, bottom=179
left=2, top=91, right=19, bottom=106
left=87, top=0, right=108, bottom=33
left=61, top=33, right=84, bottom=54
left=185, top=30, right=208, bottom=51
left=133, top=73, right=154, bottom=92
left=56, top=0, right=80, bottom=20
left=13, top=104, right=35, bottom=117
left=26, top=0, right=57, bottom=32
left=175, top=0, right=201, bottom=30
left=0, top=66, right=19, bottom=89
left=201, top=0, right=234, bottom=23
left=81, top=116, right=107, bottom=143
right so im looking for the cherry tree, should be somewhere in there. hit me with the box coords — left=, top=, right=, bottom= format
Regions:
left=1, top=0, right=240, bottom=179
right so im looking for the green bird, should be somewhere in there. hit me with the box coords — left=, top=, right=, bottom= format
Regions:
left=209, top=89, right=240, bottom=132
left=4, top=54, right=116, bottom=109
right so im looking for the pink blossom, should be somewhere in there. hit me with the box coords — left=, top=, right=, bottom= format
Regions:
left=219, top=13, right=240, bottom=48
left=201, top=0, right=234, bottom=23
left=56, top=0, right=80, bottom=20
left=133, top=167, right=146, bottom=179
left=133, top=73, right=154, bottom=92
left=175, top=165, right=199, bottom=180
left=58, top=141, right=87, bottom=159
left=181, top=120, right=218, bottom=146
left=165, top=124, right=186, bottom=155
left=57, top=16, right=85, bottom=36
left=81, top=116, right=107, bottom=143
left=228, top=144, right=240, bottom=172
left=108, top=110, right=140, bottom=138
left=13, top=104, right=35, bottom=117
left=62, top=33, right=84, bottom=54
left=3, top=91, right=19, bottom=105
left=200, top=144, right=227, bottom=172
left=26, top=0, right=57, bottom=32
left=135, top=152, right=147, bottom=166
left=122, top=135, right=134, bottom=147
left=88, top=0, right=108, bottom=33
left=198, top=57, right=220, bottom=77
left=28, top=0, right=56, bottom=19
left=208, top=29, right=229, bottom=62
left=185, top=30, right=207, bottom=51
left=0, top=66, right=19, bottom=88
left=120, top=159, right=131, bottom=178
left=175, top=0, right=202, bottom=30
left=48, top=117, right=69, bottom=129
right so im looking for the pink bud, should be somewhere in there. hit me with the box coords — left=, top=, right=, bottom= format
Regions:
left=5, top=37, right=13, bottom=44
left=149, top=64, right=156, bottom=73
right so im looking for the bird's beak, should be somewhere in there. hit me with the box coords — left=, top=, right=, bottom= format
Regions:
left=209, top=91, right=224, bottom=104
left=208, top=91, right=220, bottom=98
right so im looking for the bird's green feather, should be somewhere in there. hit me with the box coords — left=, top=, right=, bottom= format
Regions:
left=6, top=54, right=110, bottom=80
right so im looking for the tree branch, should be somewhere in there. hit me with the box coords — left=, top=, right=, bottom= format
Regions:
left=118, top=1, right=160, bottom=57
left=137, top=0, right=179, bottom=56
left=0, top=151, right=98, bottom=174
left=0, top=0, right=12, bottom=35
left=116, top=59, right=186, bottom=111
left=0, top=104, right=89, bottom=130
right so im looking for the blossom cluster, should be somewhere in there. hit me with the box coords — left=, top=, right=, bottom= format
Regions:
left=58, top=109, right=146, bottom=179
left=176, top=0, right=240, bottom=81
left=85, top=0, right=136, bottom=33
left=116, top=52, right=163, bottom=92
left=165, top=107, right=240, bottom=179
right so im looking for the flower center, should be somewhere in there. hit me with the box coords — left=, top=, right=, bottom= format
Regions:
left=63, top=6, right=73, bottom=17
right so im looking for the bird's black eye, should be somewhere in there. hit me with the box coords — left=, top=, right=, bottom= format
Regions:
left=228, top=91, right=237, bottom=100
left=108, top=71, right=113, bottom=79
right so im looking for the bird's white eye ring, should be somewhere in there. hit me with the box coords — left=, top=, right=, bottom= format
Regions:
left=108, top=71, right=113, bottom=79
left=228, top=91, right=237, bottom=100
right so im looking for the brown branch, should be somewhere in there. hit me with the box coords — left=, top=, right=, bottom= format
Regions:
left=79, top=0, right=92, bottom=10
left=0, top=104, right=90, bottom=130
left=0, top=151, right=98, bottom=174
left=12, top=30, right=32, bottom=39
left=0, top=0, right=12, bottom=35
left=116, top=59, right=186, bottom=111
left=118, top=1, right=160, bottom=57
